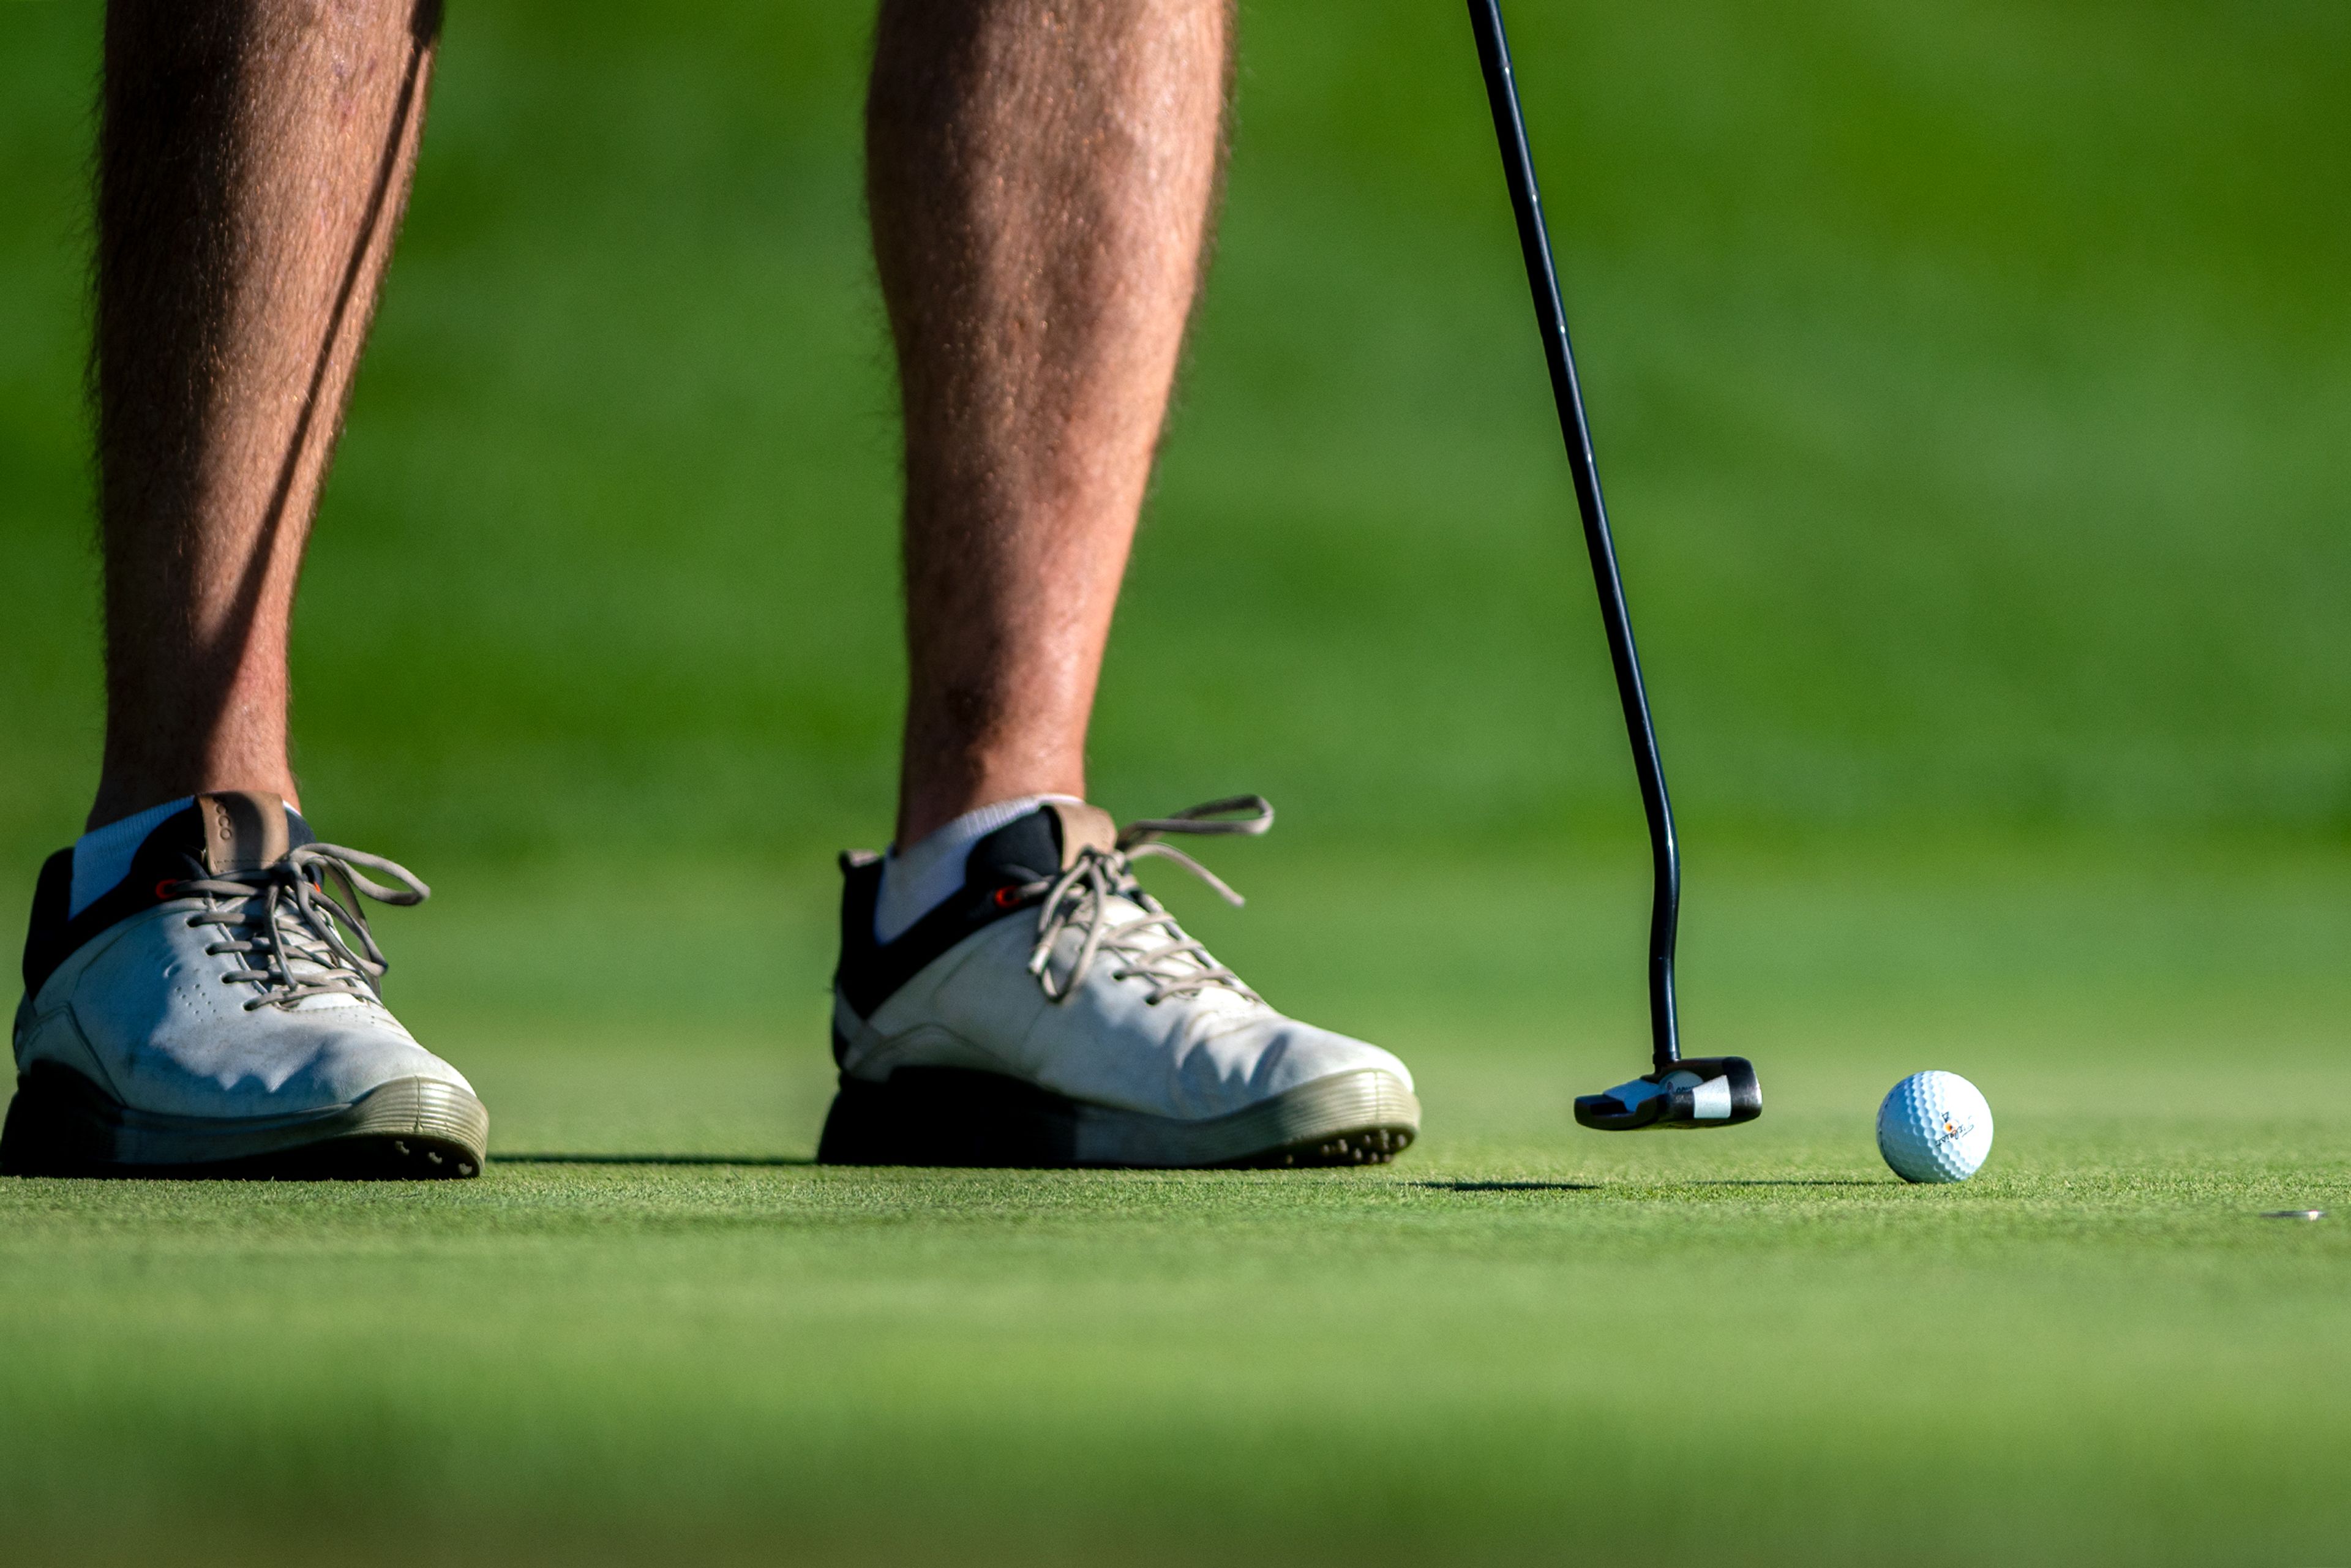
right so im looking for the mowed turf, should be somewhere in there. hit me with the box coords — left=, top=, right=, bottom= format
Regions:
left=4, top=847, right=2348, bottom=1566
left=3, top=1, right=2349, bottom=1564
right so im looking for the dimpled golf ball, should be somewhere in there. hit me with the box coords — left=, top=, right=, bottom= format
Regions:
left=1876, top=1071, right=1993, bottom=1184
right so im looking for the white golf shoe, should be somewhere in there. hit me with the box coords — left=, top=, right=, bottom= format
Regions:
left=819, top=797, right=1420, bottom=1167
left=4, top=792, right=486, bottom=1177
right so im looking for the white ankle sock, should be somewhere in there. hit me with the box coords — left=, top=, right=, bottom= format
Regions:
left=69, top=797, right=195, bottom=917
left=874, top=795, right=1081, bottom=943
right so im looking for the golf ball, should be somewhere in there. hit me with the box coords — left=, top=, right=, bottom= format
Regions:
left=1876, top=1071, right=1993, bottom=1184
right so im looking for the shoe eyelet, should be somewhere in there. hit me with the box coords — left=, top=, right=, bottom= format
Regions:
left=154, top=880, right=178, bottom=900
left=991, top=885, right=1025, bottom=910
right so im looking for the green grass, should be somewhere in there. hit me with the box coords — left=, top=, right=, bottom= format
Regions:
left=5, top=1152, right=2346, bottom=1568
left=4, top=0, right=2350, bottom=1561
left=5, top=847, right=2349, bottom=1564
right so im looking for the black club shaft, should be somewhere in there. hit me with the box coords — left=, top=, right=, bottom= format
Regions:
left=1467, top=0, right=1681, bottom=1072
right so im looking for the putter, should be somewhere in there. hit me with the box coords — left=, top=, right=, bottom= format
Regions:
left=1466, top=0, right=1760, bottom=1130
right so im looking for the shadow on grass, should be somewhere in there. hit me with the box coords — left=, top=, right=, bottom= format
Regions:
left=495, top=1153, right=817, bottom=1167
left=1692, top=1179, right=1884, bottom=1187
left=1414, top=1179, right=1886, bottom=1193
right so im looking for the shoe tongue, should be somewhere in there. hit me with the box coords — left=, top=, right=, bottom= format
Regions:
left=962, top=800, right=1120, bottom=887
left=193, top=792, right=294, bottom=874
left=1042, top=801, right=1117, bottom=866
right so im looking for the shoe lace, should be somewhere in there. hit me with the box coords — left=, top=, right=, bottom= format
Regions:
left=1021, top=796, right=1273, bottom=1007
left=166, top=844, right=429, bottom=1011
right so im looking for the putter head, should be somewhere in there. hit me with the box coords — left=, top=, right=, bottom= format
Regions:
left=1575, top=1056, right=1762, bottom=1131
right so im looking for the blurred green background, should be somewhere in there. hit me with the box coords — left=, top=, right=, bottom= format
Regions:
left=7, top=0, right=2347, bottom=866
left=2, top=2, right=2347, bottom=1562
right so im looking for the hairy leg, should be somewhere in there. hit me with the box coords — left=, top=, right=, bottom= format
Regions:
left=868, top=0, right=1232, bottom=846
left=89, top=0, right=441, bottom=829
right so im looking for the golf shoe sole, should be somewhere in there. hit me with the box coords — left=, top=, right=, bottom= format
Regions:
left=0, top=1062, right=487, bottom=1179
left=818, top=1063, right=1418, bottom=1169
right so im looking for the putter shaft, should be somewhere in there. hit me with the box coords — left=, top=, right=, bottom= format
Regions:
left=1468, top=0, right=1681, bottom=1071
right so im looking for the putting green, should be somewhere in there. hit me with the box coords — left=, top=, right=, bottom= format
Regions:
left=3, top=847, right=2347, bottom=1566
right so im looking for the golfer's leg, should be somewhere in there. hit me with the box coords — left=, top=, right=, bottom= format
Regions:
left=4, top=0, right=484, bottom=1182
left=868, top=0, right=1231, bottom=846
left=89, top=0, right=441, bottom=829
left=825, top=2, right=1416, bottom=1171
